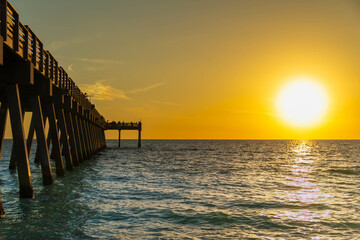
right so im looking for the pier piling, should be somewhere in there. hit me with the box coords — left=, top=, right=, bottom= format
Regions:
left=118, top=130, right=121, bottom=148
left=0, top=102, right=8, bottom=160
left=138, top=129, right=141, bottom=148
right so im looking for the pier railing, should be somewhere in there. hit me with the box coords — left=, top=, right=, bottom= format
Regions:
left=0, top=0, right=102, bottom=125
left=107, top=121, right=142, bottom=130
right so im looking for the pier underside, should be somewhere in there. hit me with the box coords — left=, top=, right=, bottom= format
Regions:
left=0, top=0, right=116, bottom=216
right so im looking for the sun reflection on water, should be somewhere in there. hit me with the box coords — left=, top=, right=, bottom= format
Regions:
left=273, top=141, right=333, bottom=224
left=285, top=141, right=320, bottom=205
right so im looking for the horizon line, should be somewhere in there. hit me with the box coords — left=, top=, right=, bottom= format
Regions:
left=101, top=138, right=360, bottom=140
left=3, top=138, right=359, bottom=141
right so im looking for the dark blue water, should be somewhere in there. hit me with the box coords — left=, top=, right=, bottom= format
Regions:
left=0, top=140, right=359, bottom=239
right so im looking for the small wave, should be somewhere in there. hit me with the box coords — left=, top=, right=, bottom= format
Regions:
left=162, top=210, right=248, bottom=226
left=167, top=148, right=201, bottom=152
left=327, top=168, right=360, bottom=176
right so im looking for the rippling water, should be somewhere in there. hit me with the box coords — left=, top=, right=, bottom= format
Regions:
left=0, top=140, right=359, bottom=239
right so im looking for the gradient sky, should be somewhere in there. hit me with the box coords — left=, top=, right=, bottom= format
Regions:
left=6, top=0, right=360, bottom=139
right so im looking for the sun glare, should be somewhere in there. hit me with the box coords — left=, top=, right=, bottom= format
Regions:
left=277, top=78, right=328, bottom=127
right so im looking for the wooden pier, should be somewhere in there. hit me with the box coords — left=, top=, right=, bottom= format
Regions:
left=106, top=121, right=142, bottom=148
left=0, top=0, right=133, bottom=217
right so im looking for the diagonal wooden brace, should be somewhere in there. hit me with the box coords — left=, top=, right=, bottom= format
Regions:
left=6, top=84, right=33, bottom=198
left=31, top=96, right=54, bottom=185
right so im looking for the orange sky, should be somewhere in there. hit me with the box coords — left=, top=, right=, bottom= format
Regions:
left=6, top=0, right=360, bottom=139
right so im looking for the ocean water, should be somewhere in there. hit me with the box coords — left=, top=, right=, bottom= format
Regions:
left=0, top=139, right=359, bottom=239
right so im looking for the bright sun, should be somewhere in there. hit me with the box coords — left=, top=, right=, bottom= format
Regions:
left=277, top=78, right=328, bottom=127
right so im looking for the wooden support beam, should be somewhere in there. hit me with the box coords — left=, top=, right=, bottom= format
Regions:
left=46, top=129, right=53, bottom=159
left=9, top=108, right=24, bottom=170
left=92, top=125, right=97, bottom=152
left=26, top=114, right=35, bottom=156
left=81, top=117, right=91, bottom=158
left=9, top=138, right=18, bottom=169
left=103, top=129, right=106, bottom=148
left=99, top=128, right=103, bottom=149
left=89, top=119, right=95, bottom=153
left=70, top=101, right=83, bottom=162
left=0, top=36, right=3, bottom=66
left=93, top=126, right=98, bottom=151
left=32, top=96, right=53, bottom=185
left=46, top=117, right=55, bottom=161
left=98, top=128, right=102, bottom=149
left=34, top=108, right=47, bottom=163
left=47, top=103, right=65, bottom=177
left=46, top=127, right=51, bottom=148
left=84, top=119, right=91, bottom=156
left=95, top=125, right=99, bottom=152
left=97, top=128, right=101, bottom=150
left=0, top=102, right=8, bottom=161
left=77, top=115, right=88, bottom=160
left=95, top=126, right=99, bottom=152
left=138, top=130, right=141, bottom=148
left=64, top=110, right=79, bottom=166
left=102, top=129, right=106, bottom=148
left=87, top=121, right=94, bottom=155
left=118, top=130, right=121, bottom=148
left=34, top=98, right=49, bottom=163
left=99, top=127, right=104, bottom=149
left=55, top=107, right=73, bottom=170
left=88, top=122, right=94, bottom=153
left=83, top=114, right=93, bottom=156
left=95, top=126, right=100, bottom=151
left=6, top=84, right=33, bottom=198
left=71, top=113, right=83, bottom=163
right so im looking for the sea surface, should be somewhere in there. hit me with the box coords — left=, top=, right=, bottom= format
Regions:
left=0, top=140, right=359, bottom=239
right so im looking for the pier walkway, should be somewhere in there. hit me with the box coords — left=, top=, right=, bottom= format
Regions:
left=0, top=0, right=136, bottom=217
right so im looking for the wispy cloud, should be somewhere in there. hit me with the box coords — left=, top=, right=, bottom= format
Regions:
left=50, top=39, right=84, bottom=51
left=79, top=81, right=130, bottom=101
left=75, top=57, right=123, bottom=65
left=79, top=81, right=164, bottom=101
left=152, top=100, right=180, bottom=106
left=58, top=56, right=123, bottom=65
left=84, top=66, right=105, bottom=71
left=128, top=83, right=164, bottom=94
left=67, top=64, right=73, bottom=72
